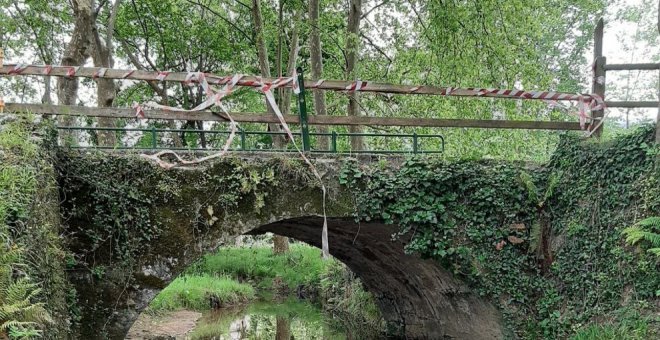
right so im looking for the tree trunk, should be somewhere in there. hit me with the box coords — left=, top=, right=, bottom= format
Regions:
left=252, top=0, right=289, bottom=252
left=251, top=0, right=285, bottom=148
left=281, top=11, right=301, bottom=116
left=275, top=316, right=291, bottom=340
left=42, top=76, right=53, bottom=105
left=345, top=0, right=364, bottom=151
left=309, top=0, right=329, bottom=150
left=57, top=0, right=94, bottom=145
left=90, top=0, right=122, bottom=147
left=656, top=0, right=659, bottom=143
left=273, top=235, right=289, bottom=254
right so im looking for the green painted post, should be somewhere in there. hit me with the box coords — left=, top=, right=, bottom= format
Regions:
left=240, top=129, right=247, bottom=150
left=413, top=132, right=418, bottom=154
left=151, top=126, right=157, bottom=150
left=331, top=131, right=337, bottom=153
left=296, top=67, right=311, bottom=152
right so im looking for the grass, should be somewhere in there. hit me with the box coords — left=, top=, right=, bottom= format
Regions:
left=571, top=306, right=657, bottom=340
left=188, top=244, right=333, bottom=290
left=571, top=322, right=651, bottom=340
left=148, top=275, right=255, bottom=312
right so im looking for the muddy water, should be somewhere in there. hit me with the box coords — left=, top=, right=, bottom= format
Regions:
left=127, top=299, right=348, bottom=340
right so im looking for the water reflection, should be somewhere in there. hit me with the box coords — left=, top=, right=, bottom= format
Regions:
left=189, top=299, right=346, bottom=340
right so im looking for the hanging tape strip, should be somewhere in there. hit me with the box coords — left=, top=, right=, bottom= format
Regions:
left=42, top=65, right=53, bottom=75
left=93, top=68, right=107, bottom=79
left=156, top=71, right=169, bottom=81
left=9, top=64, right=28, bottom=75
left=66, top=67, right=79, bottom=78
left=260, top=75, right=329, bottom=258
left=132, top=102, right=145, bottom=118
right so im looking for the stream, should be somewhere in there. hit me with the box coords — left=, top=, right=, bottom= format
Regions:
left=127, top=299, right=351, bottom=340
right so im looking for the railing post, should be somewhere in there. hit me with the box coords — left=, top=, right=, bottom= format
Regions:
left=151, top=126, right=157, bottom=150
left=591, top=18, right=606, bottom=138
left=413, top=132, right=418, bottom=154
left=331, top=131, right=337, bottom=153
left=240, top=128, right=247, bottom=151
left=296, top=67, right=311, bottom=152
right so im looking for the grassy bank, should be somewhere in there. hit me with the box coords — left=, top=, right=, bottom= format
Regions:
left=187, top=243, right=329, bottom=290
left=149, top=275, right=255, bottom=312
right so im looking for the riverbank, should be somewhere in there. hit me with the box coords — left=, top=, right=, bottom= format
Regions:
left=135, top=242, right=386, bottom=338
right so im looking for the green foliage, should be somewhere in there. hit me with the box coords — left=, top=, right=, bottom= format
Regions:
left=622, top=217, right=660, bottom=257
left=148, top=274, right=254, bottom=312
left=570, top=304, right=655, bottom=340
left=319, top=261, right=385, bottom=337
left=0, top=239, right=50, bottom=339
left=340, top=125, right=660, bottom=338
left=0, top=123, right=54, bottom=338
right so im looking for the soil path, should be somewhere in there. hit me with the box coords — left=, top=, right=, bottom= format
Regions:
left=125, top=310, right=202, bottom=339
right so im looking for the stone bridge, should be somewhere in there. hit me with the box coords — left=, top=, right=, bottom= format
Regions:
left=57, top=151, right=504, bottom=339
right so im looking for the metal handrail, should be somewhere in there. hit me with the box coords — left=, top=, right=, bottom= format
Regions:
left=56, top=126, right=445, bottom=154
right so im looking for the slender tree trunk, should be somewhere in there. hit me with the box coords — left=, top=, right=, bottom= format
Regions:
left=656, top=0, right=659, bottom=143
left=251, top=0, right=285, bottom=148
left=281, top=11, right=300, bottom=116
left=42, top=76, right=53, bottom=105
left=346, top=0, right=364, bottom=151
left=275, top=316, right=291, bottom=340
left=273, top=234, right=289, bottom=254
left=90, top=0, right=122, bottom=147
left=251, top=0, right=289, bottom=253
left=276, top=0, right=284, bottom=108
left=57, top=0, right=94, bottom=145
left=309, top=0, right=329, bottom=150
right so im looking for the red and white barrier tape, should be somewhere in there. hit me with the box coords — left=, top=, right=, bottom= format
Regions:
left=258, top=71, right=330, bottom=259
left=1, top=63, right=608, bottom=133
left=138, top=74, right=242, bottom=169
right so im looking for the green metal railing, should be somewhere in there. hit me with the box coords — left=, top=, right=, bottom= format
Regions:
left=56, top=67, right=444, bottom=154
left=56, top=126, right=445, bottom=154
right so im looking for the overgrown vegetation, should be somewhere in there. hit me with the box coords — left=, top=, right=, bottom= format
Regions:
left=0, top=121, right=69, bottom=339
left=340, top=125, right=660, bottom=338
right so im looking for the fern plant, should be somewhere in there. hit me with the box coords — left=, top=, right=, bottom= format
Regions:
left=622, top=217, right=660, bottom=257
left=0, top=234, right=51, bottom=339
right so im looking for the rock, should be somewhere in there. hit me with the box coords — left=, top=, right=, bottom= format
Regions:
left=507, top=236, right=525, bottom=244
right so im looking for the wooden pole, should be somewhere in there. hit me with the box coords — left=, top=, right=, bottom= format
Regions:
left=604, top=63, right=660, bottom=71
left=4, top=103, right=584, bottom=130
left=0, top=64, right=594, bottom=102
left=591, top=18, right=606, bottom=138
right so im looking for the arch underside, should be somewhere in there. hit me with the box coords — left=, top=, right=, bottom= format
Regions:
left=251, top=216, right=504, bottom=339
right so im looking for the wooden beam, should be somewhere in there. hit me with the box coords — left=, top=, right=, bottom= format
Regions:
left=5, top=103, right=582, bottom=130
left=605, top=101, right=660, bottom=108
left=0, top=64, right=591, bottom=101
left=604, top=63, right=660, bottom=71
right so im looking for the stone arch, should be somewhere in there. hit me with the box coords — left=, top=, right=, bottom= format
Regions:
left=60, top=154, right=504, bottom=339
